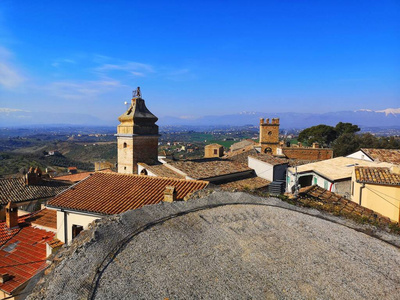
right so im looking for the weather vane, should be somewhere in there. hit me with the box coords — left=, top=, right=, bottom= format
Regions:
left=132, top=87, right=141, bottom=98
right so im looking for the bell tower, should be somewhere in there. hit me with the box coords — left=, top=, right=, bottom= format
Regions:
left=259, top=118, right=280, bottom=155
left=116, top=87, right=159, bottom=174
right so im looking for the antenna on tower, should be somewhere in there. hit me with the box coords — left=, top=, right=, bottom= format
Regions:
left=132, top=87, right=141, bottom=98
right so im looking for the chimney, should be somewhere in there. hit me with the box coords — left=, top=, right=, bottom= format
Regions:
left=164, top=186, right=177, bottom=202
left=6, top=202, right=18, bottom=228
left=0, top=273, right=11, bottom=284
left=312, top=142, right=319, bottom=149
left=25, top=167, right=43, bottom=185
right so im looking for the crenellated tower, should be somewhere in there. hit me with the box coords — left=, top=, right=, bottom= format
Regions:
left=116, top=87, right=159, bottom=174
left=259, top=117, right=280, bottom=155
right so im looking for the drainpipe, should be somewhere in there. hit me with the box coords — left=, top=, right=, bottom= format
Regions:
left=61, top=209, right=68, bottom=244
left=359, top=183, right=365, bottom=206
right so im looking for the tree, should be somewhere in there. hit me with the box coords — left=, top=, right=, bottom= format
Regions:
left=298, top=124, right=337, bottom=147
left=335, top=122, right=360, bottom=136
left=332, top=133, right=360, bottom=157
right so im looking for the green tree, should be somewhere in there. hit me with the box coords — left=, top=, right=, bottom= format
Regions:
left=335, top=122, right=360, bottom=136
left=298, top=124, right=337, bottom=146
left=332, top=133, right=360, bottom=157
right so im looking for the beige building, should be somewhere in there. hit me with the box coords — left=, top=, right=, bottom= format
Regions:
left=116, top=87, right=159, bottom=174
left=351, top=166, right=400, bottom=222
left=204, top=144, right=224, bottom=158
left=287, top=157, right=393, bottom=198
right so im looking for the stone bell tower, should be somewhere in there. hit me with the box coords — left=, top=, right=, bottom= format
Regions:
left=116, top=87, right=159, bottom=174
left=259, top=118, right=280, bottom=155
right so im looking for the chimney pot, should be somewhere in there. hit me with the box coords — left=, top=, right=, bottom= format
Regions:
left=164, top=186, right=177, bottom=202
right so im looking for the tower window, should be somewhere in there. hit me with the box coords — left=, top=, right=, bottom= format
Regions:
left=268, top=131, right=272, bottom=135
left=123, top=142, right=127, bottom=148
left=214, top=149, right=218, bottom=155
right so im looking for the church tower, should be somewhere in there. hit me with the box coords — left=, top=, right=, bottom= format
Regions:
left=116, top=87, right=159, bottom=174
left=259, top=118, right=280, bottom=155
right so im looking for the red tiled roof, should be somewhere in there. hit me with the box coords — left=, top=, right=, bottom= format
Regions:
left=0, top=219, right=54, bottom=294
left=361, top=148, right=400, bottom=164
left=0, top=178, right=71, bottom=205
left=47, top=172, right=208, bottom=215
left=53, top=172, right=93, bottom=183
left=249, top=154, right=288, bottom=166
left=355, top=166, right=400, bottom=186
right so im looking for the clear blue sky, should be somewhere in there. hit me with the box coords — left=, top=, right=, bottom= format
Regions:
left=0, top=0, right=399, bottom=122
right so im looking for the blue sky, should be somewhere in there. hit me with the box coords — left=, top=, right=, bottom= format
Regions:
left=0, top=0, right=399, bottom=123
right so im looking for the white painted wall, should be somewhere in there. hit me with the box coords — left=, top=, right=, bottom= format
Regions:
left=248, top=157, right=274, bottom=181
left=346, top=150, right=373, bottom=161
left=55, top=209, right=99, bottom=244
left=286, top=170, right=335, bottom=193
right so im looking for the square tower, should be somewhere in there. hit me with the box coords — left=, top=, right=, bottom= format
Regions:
left=116, top=88, right=159, bottom=174
left=259, top=118, right=280, bottom=155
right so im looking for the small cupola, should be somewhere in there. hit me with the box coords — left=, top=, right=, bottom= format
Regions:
left=6, top=202, right=18, bottom=229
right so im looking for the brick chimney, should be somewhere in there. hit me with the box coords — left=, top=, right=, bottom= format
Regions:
left=163, top=186, right=177, bottom=202
left=25, top=167, right=43, bottom=185
left=6, top=202, right=18, bottom=228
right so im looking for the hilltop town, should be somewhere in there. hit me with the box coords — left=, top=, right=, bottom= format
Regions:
left=1, top=89, right=400, bottom=299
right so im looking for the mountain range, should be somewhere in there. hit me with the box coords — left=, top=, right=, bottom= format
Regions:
left=0, top=108, right=399, bottom=129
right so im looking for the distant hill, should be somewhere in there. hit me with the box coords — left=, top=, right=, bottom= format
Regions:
left=1, top=107, right=399, bottom=129
left=158, top=109, right=400, bottom=128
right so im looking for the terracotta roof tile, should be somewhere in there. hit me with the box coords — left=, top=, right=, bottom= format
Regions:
left=47, top=172, right=208, bottom=215
left=167, top=158, right=251, bottom=180
left=0, top=218, right=54, bottom=294
left=0, top=178, right=71, bottom=205
left=361, top=148, right=400, bottom=164
left=249, top=154, right=288, bottom=166
left=219, top=176, right=270, bottom=190
left=53, top=172, right=93, bottom=183
left=355, top=166, right=400, bottom=186
left=224, top=148, right=258, bottom=164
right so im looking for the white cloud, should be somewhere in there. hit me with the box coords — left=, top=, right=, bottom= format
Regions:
left=95, top=61, right=154, bottom=77
left=0, top=47, right=25, bottom=88
left=0, top=108, right=28, bottom=113
left=44, top=79, right=124, bottom=100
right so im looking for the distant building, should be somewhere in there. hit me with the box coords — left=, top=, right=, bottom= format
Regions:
left=67, top=167, right=78, bottom=174
left=248, top=154, right=288, bottom=182
left=259, top=118, right=280, bottom=155
left=204, top=144, right=224, bottom=158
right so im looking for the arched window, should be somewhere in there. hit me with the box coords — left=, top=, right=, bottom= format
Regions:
left=123, top=142, right=127, bottom=148
left=264, top=147, right=272, bottom=154
left=140, top=169, right=148, bottom=175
